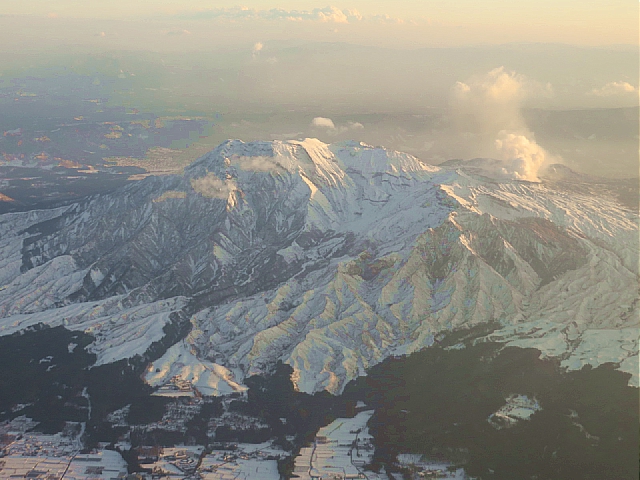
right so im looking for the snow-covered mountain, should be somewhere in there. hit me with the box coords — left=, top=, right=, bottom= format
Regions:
left=0, top=138, right=637, bottom=395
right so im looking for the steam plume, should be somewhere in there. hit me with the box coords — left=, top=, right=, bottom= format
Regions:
left=450, top=67, right=556, bottom=181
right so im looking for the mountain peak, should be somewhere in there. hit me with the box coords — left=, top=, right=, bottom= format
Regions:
left=185, top=138, right=438, bottom=184
left=0, top=138, right=636, bottom=397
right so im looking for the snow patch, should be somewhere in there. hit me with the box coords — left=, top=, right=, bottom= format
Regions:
left=146, top=341, right=247, bottom=396
left=488, top=394, right=541, bottom=429
left=0, top=296, right=188, bottom=365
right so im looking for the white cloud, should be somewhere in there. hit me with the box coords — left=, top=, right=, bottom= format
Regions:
left=311, top=117, right=336, bottom=129
left=311, top=118, right=365, bottom=135
left=590, top=81, right=638, bottom=97
left=190, top=172, right=235, bottom=199
left=315, top=6, right=349, bottom=24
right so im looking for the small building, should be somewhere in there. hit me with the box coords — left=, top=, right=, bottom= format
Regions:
left=136, top=446, right=161, bottom=463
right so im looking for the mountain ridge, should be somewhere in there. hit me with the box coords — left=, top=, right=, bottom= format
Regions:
left=0, top=138, right=636, bottom=395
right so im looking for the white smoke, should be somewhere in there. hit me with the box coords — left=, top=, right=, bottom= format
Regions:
left=451, top=67, right=526, bottom=133
left=495, top=131, right=547, bottom=180
left=450, top=67, right=557, bottom=181
left=190, top=172, right=236, bottom=199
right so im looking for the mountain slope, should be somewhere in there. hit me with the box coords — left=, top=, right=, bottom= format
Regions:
left=0, top=139, right=636, bottom=395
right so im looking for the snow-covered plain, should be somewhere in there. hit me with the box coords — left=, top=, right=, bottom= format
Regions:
left=0, top=138, right=636, bottom=393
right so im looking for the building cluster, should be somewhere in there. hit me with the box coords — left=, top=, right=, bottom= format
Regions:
left=142, top=400, right=203, bottom=434
left=0, top=416, right=129, bottom=480
left=207, top=412, right=269, bottom=439
left=105, top=406, right=131, bottom=429
left=198, top=442, right=286, bottom=480
left=153, top=377, right=195, bottom=398
left=0, top=402, right=400, bottom=480
left=123, top=441, right=288, bottom=479
left=138, top=446, right=204, bottom=477
left=0, top=451, right=130, bottom=480
left=396, top=454, right=465, bottom=479
left=0, top=417, right=77, bottom=458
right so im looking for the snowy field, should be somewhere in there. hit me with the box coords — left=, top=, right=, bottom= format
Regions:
left=293, top=409, right=388, bottom=480
left=0, top=450, right=127, bottom=479
left=197, top=442, right=286, bottom=480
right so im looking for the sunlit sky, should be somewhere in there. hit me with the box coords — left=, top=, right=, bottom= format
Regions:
left=0, top=2, right=637, bottom=178
left=0, top=1, right=637, bottom=46
left=0, top=0, right=633, bottom=23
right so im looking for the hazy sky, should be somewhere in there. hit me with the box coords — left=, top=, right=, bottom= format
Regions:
left=0, top=1, right=637, bottom=47
left=0, top=2, right=637, bottom=179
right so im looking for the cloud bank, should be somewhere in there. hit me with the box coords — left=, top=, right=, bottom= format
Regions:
left=177, top=6, right=402, bottom=24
